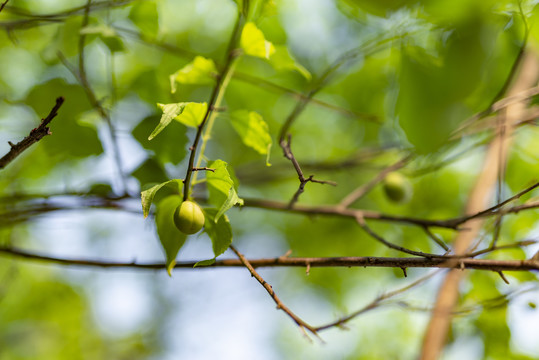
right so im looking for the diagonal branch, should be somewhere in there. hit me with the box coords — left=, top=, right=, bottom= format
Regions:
left=229, top=245, right=320, bottom=338
left=0, top=0, right=9, bottom=13
left=0, top=97, right=64, bottom=170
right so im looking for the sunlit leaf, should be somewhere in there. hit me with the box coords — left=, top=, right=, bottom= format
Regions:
left=240, top=22, right=275, bottom=59
left=170, top=56, right=217, bottom=93
left=173, top=102, right=208, bottom=128
left=152, top=102, right=207, bottom=139
left=155, top=195, right=187, bottom=276
left=230, top=110, right=272, bottom=165
left=151, top=103, right=186, bottom=140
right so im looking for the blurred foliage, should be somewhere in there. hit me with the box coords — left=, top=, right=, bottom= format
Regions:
left=1, top=0, right=539, bottom=359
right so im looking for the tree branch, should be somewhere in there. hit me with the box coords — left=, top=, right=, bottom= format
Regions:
left=229, top=245, right=320, bottom=338
left=1, top=246, right=538, bottom=272
left=0, top=97, right=64, bottom=170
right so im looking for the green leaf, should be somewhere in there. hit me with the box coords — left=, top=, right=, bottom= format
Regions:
left=80, top=24, right=125, bottom=53
left=152, top=102, right=207, bottom=139
left=23, top=79, right=103, bottom=158
left=203, top=208, right=233, bottom=257
left=230, top=110, right=272, bottom=165
left=151, top=103, right=186, bottom=140
left=132, top=158, right=168, bottom=188
left=269, top=45, right=311, bottom=80
left=240, top=22, right=275, bottom=59
left=173, top=102, right=208, bottom=128
left=141, top=179, right=183, bottom=218
left=129, top=1, right=159, bottom=37
left=206, top=160, right=244, bottom=221
left=132, top=115, right=188, bottom=165
left=193, top=258, right=216, bottom=267
left=155, top=195, right=187, bottom=276
left=397, top=22, right=487, bottom=153
left=169, top=56, right=217, bottom=93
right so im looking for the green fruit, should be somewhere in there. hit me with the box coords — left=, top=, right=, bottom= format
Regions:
left=173, top=200, right=205, bottom=234
left=382, top=172, right=412, bottom=203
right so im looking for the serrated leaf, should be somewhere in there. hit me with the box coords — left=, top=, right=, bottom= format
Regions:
left=129, top=1, right=158, bottom=37
left=240, top=22, right=275, bottom=59
left=151, top=103, right=186, bottom=140
left=203, top=208, right=233, bottom=257
left=230, top=110, right=272, bottom=165
left=270, top=45, right=311, bottom=80
left=155, top=195, right=187, bottom=276
left=141, top=179, right=183, bottom=218
left=206, top=160, right=244, bottom=221
left=174, top=102, right=208, bottom=128
left=170, top=56, right=217, bottom=93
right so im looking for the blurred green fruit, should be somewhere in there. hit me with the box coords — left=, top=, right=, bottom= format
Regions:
left=382, top=172, right=412, bottom=203
left=173, top=200, right=205, bottom=234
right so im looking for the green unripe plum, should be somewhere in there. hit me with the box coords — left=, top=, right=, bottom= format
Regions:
left=173, top=200, right=205, bottom=234
left=382, top=172, right=412, bottom=203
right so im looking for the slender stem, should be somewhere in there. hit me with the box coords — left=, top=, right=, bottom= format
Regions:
left=182, top=14, right=243, bottom=201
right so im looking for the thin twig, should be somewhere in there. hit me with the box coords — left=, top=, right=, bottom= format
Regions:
left=356, top=217, right=444, bottom=258
left=0, top=97, right=64, bottom=170
left=229, top=245, right=320, bottom=338
left=0, top=0, right=9, bottom=13
left=315, top=270, right=443, bottom=331
left=281, top=135, right=336, bottom=208
left=182, top=12, right=242, bottom=201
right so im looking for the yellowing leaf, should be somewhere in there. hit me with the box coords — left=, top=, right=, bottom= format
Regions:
left=230, top=110, right=272, bottom=165
left=170, top=56, right=217, bottom=93
left=240, top=22, right=275, bottom=59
